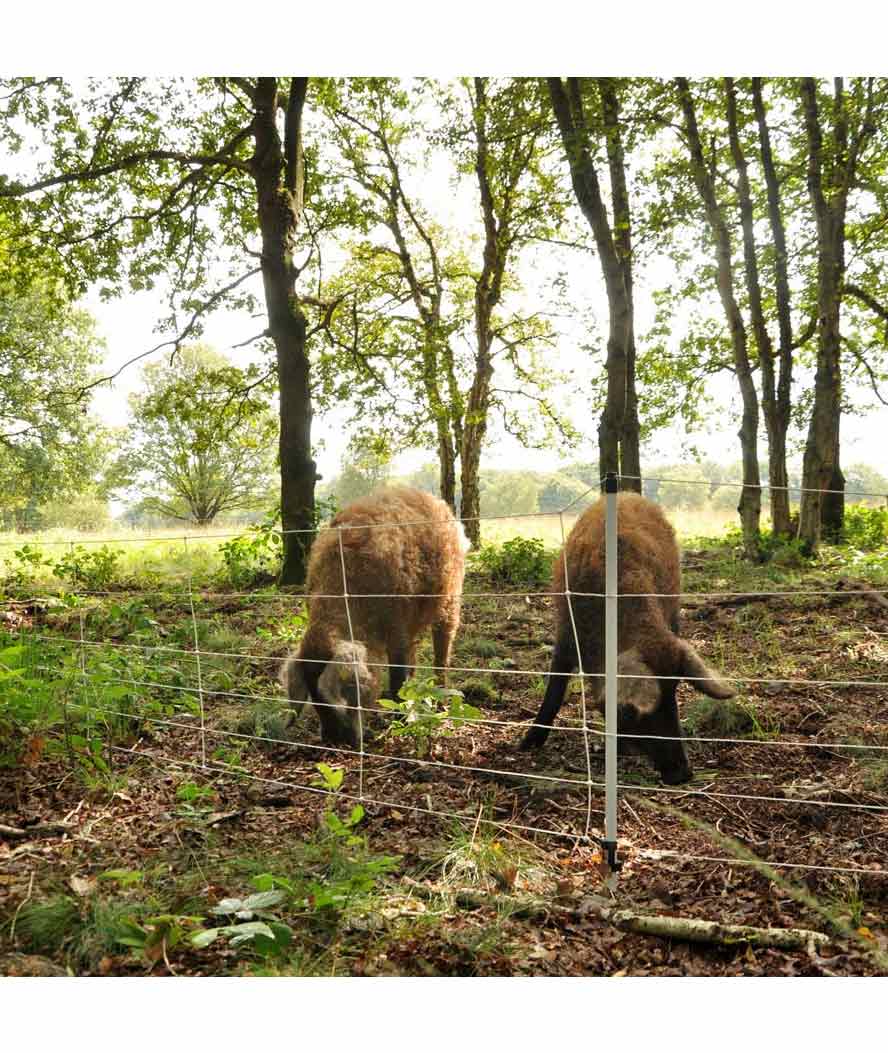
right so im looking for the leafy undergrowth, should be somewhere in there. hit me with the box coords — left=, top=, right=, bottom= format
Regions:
left=2, top=533, right=888, bottom=976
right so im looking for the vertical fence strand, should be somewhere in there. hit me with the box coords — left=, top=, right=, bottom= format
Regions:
left=559, top=511, right=594, bottom=842
left=337, top=527, right=365, bottom=801
left=604, top=472, right=620, bottom=868
left=184, top=536, right=207, bottom=770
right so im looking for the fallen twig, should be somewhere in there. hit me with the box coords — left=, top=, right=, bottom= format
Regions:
left=401, top=878, right=830, bottom=950
left=0, top=821, right=74, bottom=840
left=582, top=898, right=829, bottom=951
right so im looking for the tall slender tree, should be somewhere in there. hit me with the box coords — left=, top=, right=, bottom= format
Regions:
left=674, top=77, right=762, bottom=557
left=749, top=77, right=804, bottom=537
left=797, top=77, right=876, bottom=551
left=547, top=77, right=641, bottom=491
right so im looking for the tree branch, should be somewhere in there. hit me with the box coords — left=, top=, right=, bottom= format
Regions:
left=0, top=131, right=252, bottom=198
left=70, top=267, right=261, bottom=398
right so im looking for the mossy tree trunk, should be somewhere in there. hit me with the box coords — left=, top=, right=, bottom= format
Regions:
left=797, top=78, right=875, bottom=553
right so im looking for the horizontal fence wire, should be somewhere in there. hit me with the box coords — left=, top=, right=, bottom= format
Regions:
left=58, top=681, right=888, bottom=816
left=5, top=585, right=888, bottom=600
left=635, top=849, right=886, bottom=878
left=30, top=659, right=888, bottom=753
left=3, top=478, right=888, bottom=883
left=2, top=472, right=885, bottom=547
left=101, top=743, right=587, bottom=845
left=21, top=631, right=888, bottom=690
left=98, top=741, right=887, bottom=876
left=621, top=474, right=888, bottom=499
left=82, top=725, right=888, bottom=877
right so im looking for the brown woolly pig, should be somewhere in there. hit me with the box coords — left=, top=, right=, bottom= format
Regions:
left=282, top=487, right=470, bottom=747
left=521, top=493, right=735, bottom=784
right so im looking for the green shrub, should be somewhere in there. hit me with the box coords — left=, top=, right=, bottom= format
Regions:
left=2, top=543, right=50, bottom=589
left=844, top=503, right=888, bottom=551
left=219, top=497, right=338, bottom=588
left=475, top=536, right=553, bottom=586
left=0, top=641, right=66, bottom=766
left=14, top=896, right=83, bottom=955
left=51, top=545, right=124, bottom=589
left=218, top=510, right=283, bottom=587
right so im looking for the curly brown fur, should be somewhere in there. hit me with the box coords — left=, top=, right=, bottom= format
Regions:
left=283, top=487, right=469, bottom=746
left=521, top=493, right=734, bottom=784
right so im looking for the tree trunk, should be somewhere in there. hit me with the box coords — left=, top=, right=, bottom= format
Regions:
left=751, top=78, right=794, bottom=536
left=250, top=78, right=317, bottom=586
left=460, top=420, right=485, bottom=547
left=548, top=77, right=636, bottom=492
left=726, top=77, right=789, bottom=548
left=461, top=78, right=501, bottom=548
left=437, top=421, right=457, bottom=512
left=821, top=421, right=845, bottom=542
left=460, top=331, right=493, bottom=546
left=598, top=77, right=641, bottom=493
left=676, top=78, right=761, bottom=558
left=797, top=79, right=846, bottom=554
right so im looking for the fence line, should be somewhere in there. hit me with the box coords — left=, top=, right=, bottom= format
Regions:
left=55, top=669, right=888, bottom=818
left=337, top=526, right=365, bottom=801
left=32, top=661, right=888, bottom=753
left=635, top=849, right=885, bottom=878
left=185, top=536, right=207, bottom=769
left=102, top=743, right=590, bottom=845
left=560, top=509, right=594, bottom=839
left=76, top=698, right=888, bottom=816
left=88, top=739, right=888, bottom=877
left=9, top=585, right=888, bottom=600
left=619, top=474, right=888, bottom=499
left=603, top=476, right=619, bottom=863
left=22, top=631, right=888, bottom=690
left=4, top=478, right=887, bottom=885
left=1, top=471, right=885, bottom=549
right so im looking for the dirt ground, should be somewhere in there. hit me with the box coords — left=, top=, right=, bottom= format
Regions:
left=2, top=548, right=887, bottom=976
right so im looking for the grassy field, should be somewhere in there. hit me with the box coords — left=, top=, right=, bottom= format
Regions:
left=2, top=505, right=887, bottom=976
left=0, top=501, right=742, bottom=585
left=480, top=503, right=740, bottom=548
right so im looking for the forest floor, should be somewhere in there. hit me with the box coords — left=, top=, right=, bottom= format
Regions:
left=1, top=530, right=887, bottom=976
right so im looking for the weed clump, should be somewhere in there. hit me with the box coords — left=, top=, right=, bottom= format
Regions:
left=457, top=677, right=500, bottom=705
left=14, top=897, right=82, bottom=956
left=464, top=637, right=499, bottom=659
left=235, top=702, right=301, bottom=749
left=683, top=695, right=774, bottom=739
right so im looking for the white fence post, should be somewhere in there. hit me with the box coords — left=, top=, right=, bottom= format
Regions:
left=604, top=471, right=620, bottom=870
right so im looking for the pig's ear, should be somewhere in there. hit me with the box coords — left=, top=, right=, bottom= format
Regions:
left=616, top=649, right=660, bottom=715
left=678, top=641, right=736, bottom=699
